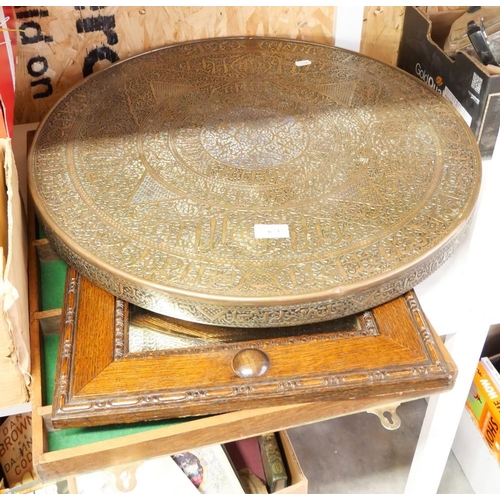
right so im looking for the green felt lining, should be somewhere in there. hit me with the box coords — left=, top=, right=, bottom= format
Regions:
left=43, top=329, right=193, bottom=451
left=40, top=260, right=67, bottom=311
left=42, top=334, right=58, bottom=407
left=36, top=223, right=46, bottom=240
left=39, top=260, right=198, bottom=452
left=47, top=416, right=188, bottom=451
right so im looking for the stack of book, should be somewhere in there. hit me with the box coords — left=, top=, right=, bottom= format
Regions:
left=224, top=432, right=289, bottom=494
left=465, top=356, right=500, bottom=464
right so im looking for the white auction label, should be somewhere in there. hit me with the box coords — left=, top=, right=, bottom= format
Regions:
left=254, top=224, right=290, bottom=239
left=295, top=59, right=312, bottom=67
left=443, top=86, right=472, bottom=126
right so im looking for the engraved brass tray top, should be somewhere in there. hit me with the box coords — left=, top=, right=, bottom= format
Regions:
left=29, top=37, right=481, bottom=328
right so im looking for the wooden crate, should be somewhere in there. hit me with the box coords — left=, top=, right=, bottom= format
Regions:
left=26, top=194, right=458, bottom=484
left=21, top=108, right=456, bottom=483
left=61, top=430, right=306, bottom=494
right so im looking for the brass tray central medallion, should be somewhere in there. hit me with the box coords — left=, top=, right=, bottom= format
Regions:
left=29, top=37, right=481, bottom=327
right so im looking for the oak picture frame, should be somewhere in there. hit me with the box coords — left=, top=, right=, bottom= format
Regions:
left=52, top=267, right=457, bottom=429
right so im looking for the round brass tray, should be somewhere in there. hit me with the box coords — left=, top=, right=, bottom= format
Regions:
left=29, top=37, right=481, bottom=328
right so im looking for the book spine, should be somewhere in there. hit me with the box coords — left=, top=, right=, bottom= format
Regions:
left=258, top=433, right=288, bottom=493
left=471, top=361, right=500, bottom=462
left=477, top=360, right=500, bottom=406
left=481, top=356, right=500, bottom=391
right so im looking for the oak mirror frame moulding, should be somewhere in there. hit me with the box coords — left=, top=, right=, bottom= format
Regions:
left=51, top=267, right=457, bottom=429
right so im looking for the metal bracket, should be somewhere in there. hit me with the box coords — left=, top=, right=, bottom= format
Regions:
left=366, top=403, right=402, bottom=430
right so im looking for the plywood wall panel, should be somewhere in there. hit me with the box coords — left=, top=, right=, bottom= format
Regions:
left=360, top=6, right=406, bottom=66
left=14, top=6, right=335, bottom=124
left=421, top=6, right=467, bottom=14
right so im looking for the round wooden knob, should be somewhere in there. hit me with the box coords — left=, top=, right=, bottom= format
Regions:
left=232, top=349, right=270, bottom=378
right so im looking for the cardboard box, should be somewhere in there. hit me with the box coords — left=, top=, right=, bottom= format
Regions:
left=275, top=430, right=308, bottom=495
left=465, top=359, right=500, bottom=464
left=398, top=7, right=500, bottom=159
left=0, top=6, right=16, bottom=139
left=0, top=139, right=30, bottom=410
left=0, top=7, right=30, bottom=411
left=0, top=413, right=35, bottom=488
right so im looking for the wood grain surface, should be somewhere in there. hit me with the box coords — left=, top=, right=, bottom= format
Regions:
left=13, top=6, right=411, bottom=124
left=49, top=268, right=456, bottom=429
left=360, top=6, right=405, bottom=65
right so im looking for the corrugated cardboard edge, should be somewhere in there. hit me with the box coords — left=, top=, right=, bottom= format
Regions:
left=275, top=431, right=308, bottom=495
left=0, top=138, right=30, bottom=404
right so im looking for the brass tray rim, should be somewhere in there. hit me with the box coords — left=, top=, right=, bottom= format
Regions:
left=32, top=211, right=475, bottom=307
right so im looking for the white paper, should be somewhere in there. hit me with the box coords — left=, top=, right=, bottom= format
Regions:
left=442, top=86, right=472, bottom=126
left=254, top=224, right=290, bottom=239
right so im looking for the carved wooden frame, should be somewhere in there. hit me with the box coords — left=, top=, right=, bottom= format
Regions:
left=52, top=267, right=457, bottom=429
